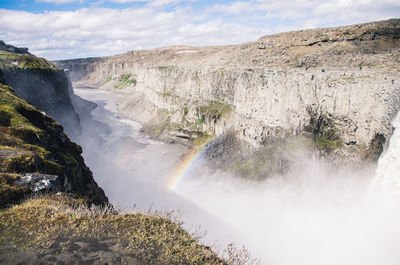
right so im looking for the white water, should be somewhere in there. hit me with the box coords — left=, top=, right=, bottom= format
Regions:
left=74, top=87, right=238, bottom=245
left=74, top=86, right=400, bottom=265
left=374, top=114, right=400, bottom=202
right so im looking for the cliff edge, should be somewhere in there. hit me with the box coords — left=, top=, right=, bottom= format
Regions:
left=0, top=42, right=81, bottom=139
left=56, top=19, right=400, bottom=172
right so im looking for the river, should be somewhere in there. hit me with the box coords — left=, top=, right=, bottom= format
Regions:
left=73, top=86, right=400, bottom=265
left=73, top=86, right=238, bottom=249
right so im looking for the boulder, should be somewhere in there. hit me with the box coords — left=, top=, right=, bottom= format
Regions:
left=14, top=173, right=61, bottom=192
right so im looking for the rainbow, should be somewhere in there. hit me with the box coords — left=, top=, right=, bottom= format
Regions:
left=167, top=143, right=210, bottom=191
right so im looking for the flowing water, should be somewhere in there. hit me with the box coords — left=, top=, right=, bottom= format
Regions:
left=74, top=86, right=400, bottom=265
left=374, top=114, right=400, bottom=203
left=73, top=87, right=237, bottom=246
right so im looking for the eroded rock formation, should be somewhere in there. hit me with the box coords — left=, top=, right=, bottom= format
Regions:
left=56, top=19, right=400, bottom=164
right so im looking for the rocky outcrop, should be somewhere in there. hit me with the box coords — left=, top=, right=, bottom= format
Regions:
left=0, top=84, right=107, bottom=207
left=14, top=173, right=61, bottom=193
left=0, top=42, right=81, bottom=139
left=55, top=19, right=400, bottom=163
left=0, top=40, right=31, bottom=55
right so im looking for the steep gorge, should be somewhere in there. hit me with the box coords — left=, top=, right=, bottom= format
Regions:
left=56, top=19, right=400, bottom=167
left=0, top=41, right=81, bottom=139
left=0, top=43, right=230, bottom=265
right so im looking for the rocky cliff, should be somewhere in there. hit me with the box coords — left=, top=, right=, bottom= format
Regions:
left=0, top=83, right=107, bottom=207
left=56, top=19, right=400, bottom=165
left=0, top=45, right=231, bottom=265
left=0, top=43, right=81, bottom=139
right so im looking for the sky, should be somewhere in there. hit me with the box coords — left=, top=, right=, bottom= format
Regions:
left=0, top=0, right=399, bottom=60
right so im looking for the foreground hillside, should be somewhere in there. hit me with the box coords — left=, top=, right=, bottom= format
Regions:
left=0, top=84, right=107, bottom=207
left=0, top=195, right=228, bottom=264
left=0, top=46, right=234, bottom=264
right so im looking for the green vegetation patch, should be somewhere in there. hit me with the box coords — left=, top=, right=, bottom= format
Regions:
left=306, top=109, right=343, bottom=154
left=0, top=84, right=103, bottom=205
left=57, top=151, right=79, bottom=166
left=315, top=135, right=343, bottom=153
left=113, top=74, right=137, bottom=89
left=198, top=100, right=232, bottom=118
left=192, top=132, right=213, bottom=146
left=229, top=144, right=284, bottom=180
left=0, top=195, right=226, bottom=264
left=0, top=105, right=31, bottom=127
left=158, top=65, right=174, bottom=70
left=0, top=51, right=59, bottom=70
left=0, top=173, right=30, bottom=209
left=222, top=135, right=316, bottom=180
left=101, top=76, right=112, bottom=86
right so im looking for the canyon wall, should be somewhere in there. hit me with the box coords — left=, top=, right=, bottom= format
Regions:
left=0, top=44, right=81, bottom=139
left=56, top=19, right=400, bottom=162
left=0, top=42, right=107, bottom=206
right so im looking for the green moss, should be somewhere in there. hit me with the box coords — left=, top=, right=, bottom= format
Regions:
left=10, top=127, right=43, bottom=142
left=113, top=74, right=136, bottom=89
left=21, top=144, right=51, bottom=160
left=192, top=132, right=213, bottom=146
left=0, top=105, right=31, bottom=127
left=0, top=51, right=59, bottom=70
left=366, top=133, right=386, bottom=161
left=158, top=65, right=173, bottom=70
left=57, top=152, right=78, bottom=166
left=162, top=91, right=173, bottom=97
left=42, top=160, right=63, bottom=175
left=0, top=173, right=30, bottom=209
left=229, top=146, right=277, bottom=180
left=315, top=135, right=343, bottom=153
left=101, top=76, right=112, bottom=86
left=198, top=100, right=232, bottom=118
left=0, top=85, right=44, bottom=132
left=307, top=109, right=343, bottom=154
left=225, top=136, right=316, bottom=180
left=183, top=106, right=189, bottom=116
left=157, top=109, right=170, bottom=116
left=0, top=153, right=39, bottom=173
left=153, top=128, right=162, bottom=136
left=0, top=107, right=11, bottom=126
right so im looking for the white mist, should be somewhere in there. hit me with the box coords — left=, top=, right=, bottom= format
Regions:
left=73, top=86, right=400, bottom=265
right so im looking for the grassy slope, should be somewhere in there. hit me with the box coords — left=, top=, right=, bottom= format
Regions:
left=0, top=84, right=60, bottom=207
left=0, top=79, right=231, bottom=264
left=0, top=50, right=59, bottom=70
left=0, top=195, right=226, bottom=264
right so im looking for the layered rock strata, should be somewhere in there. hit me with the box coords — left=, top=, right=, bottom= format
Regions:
left=56, top=19, right=400, bottom=163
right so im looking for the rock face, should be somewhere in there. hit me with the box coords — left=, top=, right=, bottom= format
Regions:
left=14, top=173, right=61, bottom=193
left=0, top=43, right=81, bottom=139
left=0, top=84, right=108, bottom=208
left=55, top=19, right=400, bottom=162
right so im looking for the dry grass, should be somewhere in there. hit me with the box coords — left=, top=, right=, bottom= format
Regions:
left=0, top=195, right=259, bottom=264
left=0, top=195, right=228, bottom=264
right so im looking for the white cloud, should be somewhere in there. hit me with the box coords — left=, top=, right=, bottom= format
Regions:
left=36, top=0, right=81, bottom=4
left=109, top=0, right=192, bottom=7
left=210, top=0, right=400, bottom=30
left=207, top=1, right=257, bottom=15
left=1, top=0, right=399, bottom=60
left=109, top=0, right=146, bottom=3
left=0, top=6, right=262, bottom=60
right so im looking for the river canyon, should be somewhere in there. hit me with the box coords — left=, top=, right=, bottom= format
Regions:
left=72, top=81, right=400, bottom=265
left=1, top=18, right=400, bottom=265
